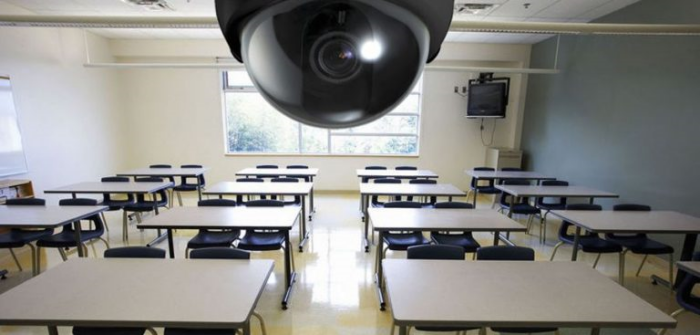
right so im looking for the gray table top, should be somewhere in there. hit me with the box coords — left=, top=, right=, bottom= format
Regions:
left=550, top=210, right=700, bottom=234
left=44, top=181, right=173, bottom=194
left=495, top=185, right=619, bottom=198
left=236, top=168, right=319, bottom=176
left=465, top=170, right=555, bottom=180
left=204, top=182, right=313, bottom=196
left=0, top=258, right=274, bottom=328
left=0, top=206, right=107, bottom=229
left=360, top=183, right=465, bottom=197
left=137, top=206, right=299, bottom=230
left=384, top=260, right=676, bottom=329
left=677, top=262, right=700, bottom=278
left=356, top=169, right=439, bottom=178
left=369, top=208, right=526, bottom=232
left=117, top=167, right=208, bottom=177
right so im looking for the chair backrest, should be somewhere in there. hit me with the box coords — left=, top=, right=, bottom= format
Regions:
left=198, top=199, right=237, bottom=207
left=541, top=180, right=569, bottom=187
left=408, top=245, right=464, bottom=260
left=150, top=164, right=171, bottom=168
left=676, top=252, right=700, bottom=314
left=474, top=167, right=495, bottom=172
left=101, top=176, right=130, bottom=182
left=245, top=199, right=285, bottom=207
left=537, top=180, right=569, bottom=206
left=190, top=247, right=251, bottom=260
left=613, top=204, right=651, bottom=211
left=5, top=198, right=46, bottom=206
left=256, top=165, right=278, bottom=169
left=470, top=167, right=495, bottom=188
left=476, top=246, right=535, bottom=261
left=501, top=167, right=523, bottom=171
left=558, top=204, right=602, bottom=238
left=434, top=202, right=473, bottom=209
left=499, top=180, right=531, bottom=206
left=135, top=177, right=164, bottom=183
left=383, top=201, right=423, bottom=209
left=59, top=198, right=98, bottom=206
left=395, top=166, right=418, bottom=170
left=502, top=179, right=530, bottom=186
left=365, top=166, right=387, bottom=170
left=409, top=179, right=436, bottom=185
left=104, top=247, right=166, bottom=258
left=287, top=165, right=308, bottom=169
left=134, top=177, right=167, bottom=203
left=237, top=178, right=264, bottom=183
left=271, top=177, right=299, bottom=183
left=374, top=178, right=401, bottom=184
left=181, top=164, right=205, bottom=186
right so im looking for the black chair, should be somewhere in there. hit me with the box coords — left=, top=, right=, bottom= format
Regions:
left=378, top=202, right=430, bottom=272
left=659, top=252, right=700, bottom=335
left=271, top=178, right=302, bottom=206
left=0, top=198, right=53, bottom=276
left=36, top=198, right=110, bottom=273
left=99, top=176, right=136, bottom=232
left=236, top=200, right=295, bottom=272
left=184, top=199, right=240, bottom=258
left=72, top=247, right=164, bottom=335
left=400, top=245, right=482, bottom=335
left=256, top=164, right=279, bottom=179
left=550, top=204, right=624, bottom=283
left=605, top=204, right=674, bottom=287
left=286, top=164, right=311, bottom=182
left=408, top=179, right=438, bottom=205
left=121, top=177, right=169, bottom=241
left=477, top=246, right=558, bottom=334
left=498, top=180, right=540, bottom=234
left=395, top=166, right=418, bottom=170
left=535, top=180, right=569, bottom=243
left=467, top=167, right=499, bottom=207
left=362, top=165, right=387, bottom=183
left=500, top=167, right=523, bottom=172
left=235, top=178, right=265, bottom=203
left=173, top=164, right=206, bottom=207
left=430, top=202, right=480, bottom=259
left=166, top=247, right=267, bottom=335
left=371, top=178, right=402, bottom=207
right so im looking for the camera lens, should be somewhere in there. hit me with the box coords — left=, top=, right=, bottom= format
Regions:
left=311, top=33, right=361, bottom=83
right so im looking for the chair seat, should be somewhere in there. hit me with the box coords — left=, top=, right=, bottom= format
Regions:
left=37, top=230, right=103, bottom=248
left=0, top=229, right=54, bottom=248
left=123, top=201, right=166, bottom=212
left=491, top=327, right=559, bottom=333
left=173, top=184, right=199, bottom=192
left=165, top=328, right=236, bottom=335
left=73, top=327, right=148, bottom=335
left=473, top=186, right=500, bottom=194
left=416, top=326, right=481, bottom=332
left=501, top=203, right=540, bottom=215
left=536, top=203, right=567, bottom=211
left=237, top=231, right=286, bottom=251
left=607, top=237, right=674, bottom=254
left=578, top=237, right=623, bottom=253
left=187, top=230, right=241, bottom=249
left=430, top=232, right=481, bottom=253
left=100, top=199, right=135, bottom=211
left=383, top=232, right=430, bottom=251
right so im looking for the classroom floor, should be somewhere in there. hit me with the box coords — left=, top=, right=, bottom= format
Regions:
left=1, top=192, right=698, bottom=334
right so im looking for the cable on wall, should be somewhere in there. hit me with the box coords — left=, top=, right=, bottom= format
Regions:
left=480, top=118, right=497, bottom=147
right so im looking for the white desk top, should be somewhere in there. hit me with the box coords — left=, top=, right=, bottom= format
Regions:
left=137, top=206, right=299, bottom=230
left=465, top=170, right=555, bottom=181
left=118, top=167, right=208, bottom=177
left=677, top=262, right=700, bottom=278
left=0, top=206, right=107, bottom=229
left=495, top=185, right=619, bottom=198
left=384, top=260, right=675, bottom=329
left=360, top=183, right=465, bottom=197
left=550, top=210, right=700, bottom=234
left=356, top=169, right=438, bottom=178
left=204, top=182, right=313, bottom=196
left=369, top=208, right=525, bottom=232
left=236, top=168, right=319, bottom=176
left=0, top=258, right=273, bottom=328
left=44, top=181, right=173, bottom=194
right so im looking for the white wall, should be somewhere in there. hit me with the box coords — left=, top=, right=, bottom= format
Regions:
left=0, top=28, right=126, bottom=202
left=114, top=40, right=531, bottom=191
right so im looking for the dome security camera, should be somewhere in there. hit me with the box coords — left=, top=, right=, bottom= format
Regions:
left=216, top=0, right=455, bottom=129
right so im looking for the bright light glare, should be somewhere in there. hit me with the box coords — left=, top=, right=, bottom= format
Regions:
left=360, top=40, right=383, bottom=61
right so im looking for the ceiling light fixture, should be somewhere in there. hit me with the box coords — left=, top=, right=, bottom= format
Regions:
left=454, top=3, right=497, bottom=15
left=121, top=0, right=174, bottom=12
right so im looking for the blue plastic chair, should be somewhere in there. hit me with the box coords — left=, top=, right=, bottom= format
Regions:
left=286, top=164, right=311, bottom=182
left=121, top=177, right=169, bottom=242
left=407, top=179, right=437, bottom=205
left=271, top=178, right=302, bottom=206
left=467, top=167, right=499, bottom=206
left=430, top=202, right=480, bottom=259
left=0, top=198, right=53, bottom=276
left=184, top=199, right=240, bottom=258
left=498, top=180, right=540, bottom=234
left=237, top=200, right=295, bottom=272
left=535, top=180, right=569, bottom=243
left=173, top=164, right=206, bottom=206
left=371, top=178, right=402, bottom=206
left=256, top=164, right=279, bottom=179
left=379, top=202, right=430, bottom=268
left=362, top=165, right=387, bottom=183
left=99, top=176, right=135, bottom=231
left=235, top=178, right=265, bottom=203
left=659, top=252, right=700, bottom=335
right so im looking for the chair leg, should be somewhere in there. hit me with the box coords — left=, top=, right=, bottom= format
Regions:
left=27, top=243, right=37, bottom=276
left=619, top=250, right=627, bottom=285
left=526, top=215, right=535, bottom=235
left=100, top=212, right=109, bottom=232
left=252, top=311, right=268, bottom=335
left=185, top=248, right=190, bottom=259
left=81, top=243, right=89, bottom=257
left=177, top=192, right=183, bottom=207
left=99, top=237, right=110, bottom=250
left=668, top=253, right=674, bottom=292
left=390, top=322, right=395, bottom=335
left=9, top=248, right=23, bottom=272
left=636, top=254, right=649, bottom=277
left=146, top=327, right=157, bottom=335
left=593, top=254, right=602, bottom=269
left=659, top=308, right=686, bottom=335
left=549, top=242, right=563, bottom=261
left=122, top=211, right=128, bottom=241
left=135, top=213, right=142, bottom=223
left=36, top=246, right=42, bottom=275
left=58, top=248, right=68, bottom=261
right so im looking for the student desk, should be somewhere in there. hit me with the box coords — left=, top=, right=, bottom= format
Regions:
left=551, top=210, right=700, bottom=287
left=0, top=258, right=273, bottom=335
left=383, top=260, right=676, bottom=335
left=204, top=181, right=313, bottom=251
left=677, top=261, right=700, bottom=277
left=137, top=206, right=299, bottom=309
left=359, top=183, right=466, bottom=251
left=45, top=181, right=173, bottom=209
left=370, top=208, right=526, bottom=310
left=464, top=169, right=555, bottom=207
left=356, top=169, right=439, bottom=180
left=0, top=205, right=107, bottom=262
left=118, top=167, right=208, bottom=201
left=236, top=167, right=319, bottom=218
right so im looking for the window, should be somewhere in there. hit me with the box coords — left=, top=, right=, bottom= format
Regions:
left=223, top=70, right=422, bottom=156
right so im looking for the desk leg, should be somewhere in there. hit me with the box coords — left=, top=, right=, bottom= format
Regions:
left=571, top=226, right=581, bottom=261
left=197, top=184, right=203, bottom=201
left=472, top=185, right=478, bottom=207
left=493, top=230, right=500, bottom=246
left=241, top=320, right=251, bottom=335
left=167, top=229, right=175, bottom=259
left=282, top=229, right=296, bottom=310
left=376, top=231, right=386, bottom=311
left=590, top=328, right=600, bottom=335
left=661, top=233, right=698, bottom=288
left=299, top=198, right=308, bottom=252
left=48, top=326, right=59, bottom=335
left=508, top=195, right=514, bottom=218
left=73, top=221, right=84, bottom=258
left=363, top=195, right=371, bottom=252
left=309, top=185, right=315, bottom=220
left=71, top=192, right=77, bottom=199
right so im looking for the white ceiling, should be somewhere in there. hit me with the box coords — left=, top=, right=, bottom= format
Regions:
left=0, top=0, right=641, bottom=44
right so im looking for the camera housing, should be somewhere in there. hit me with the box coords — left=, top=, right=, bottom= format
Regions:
left=216, top=0, right=454, bottom=128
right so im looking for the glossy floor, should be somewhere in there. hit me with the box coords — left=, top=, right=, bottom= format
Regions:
left=1, top=192, right=698, bottom=334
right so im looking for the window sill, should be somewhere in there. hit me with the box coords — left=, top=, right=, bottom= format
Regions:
left=224, top=153, right=420, bottom=158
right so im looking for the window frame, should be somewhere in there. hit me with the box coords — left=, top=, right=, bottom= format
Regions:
left=221, top=71, right=422, bottom=157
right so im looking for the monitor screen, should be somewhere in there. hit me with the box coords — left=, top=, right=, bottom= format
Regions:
left=467, top=82, right=507, bottom=118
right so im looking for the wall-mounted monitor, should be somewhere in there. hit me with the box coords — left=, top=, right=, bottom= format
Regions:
left=466, top=81, right=508, bottom=118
